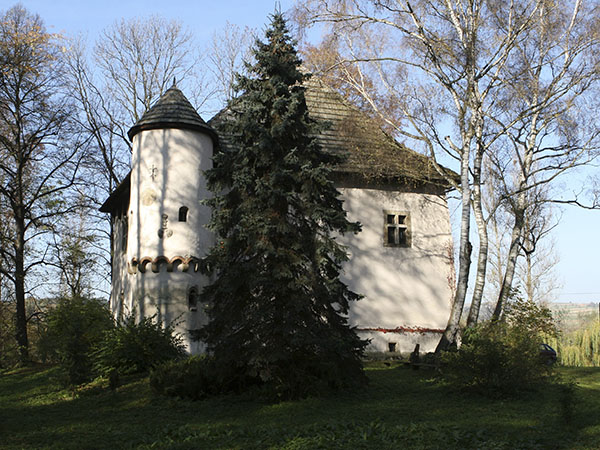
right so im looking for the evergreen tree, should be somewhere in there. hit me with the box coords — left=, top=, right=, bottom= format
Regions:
left=201, top=13, right=367, bottom=398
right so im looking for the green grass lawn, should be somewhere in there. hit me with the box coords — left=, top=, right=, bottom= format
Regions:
left=1, top=362, right=599, bottom=449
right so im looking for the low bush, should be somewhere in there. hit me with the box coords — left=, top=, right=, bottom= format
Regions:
left=150, top=355, right=221, bottom=400
left=442, top=297, right=557, bottom=396
left=0, top=303, right=18, bottom=369
left=150, top=354, right=266, bottom=400
left=93, top=315, right=185, bottom=377
left=41, top=296, right=114, bottom=385
left=150, top=352, right=367, bottom=401
left=442, top=321, right=552, bottom=396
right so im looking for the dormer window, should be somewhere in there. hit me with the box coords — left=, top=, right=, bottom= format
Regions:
left=178, top=206, right=189, bottom=222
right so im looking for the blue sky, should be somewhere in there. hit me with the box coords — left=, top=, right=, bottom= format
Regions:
left=12, top=0, right=600, bottom=304
left=18, top=0, right=297, bottom=39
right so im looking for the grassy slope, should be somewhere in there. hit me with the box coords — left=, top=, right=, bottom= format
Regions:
left=1, top=363, right=599, bottom=449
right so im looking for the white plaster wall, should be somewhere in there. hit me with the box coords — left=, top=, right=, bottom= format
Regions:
left=111, top=261, right=209, bottom=353
left=109, top=216, right=128, bottom=320
left=338, top=187, right=454, bottom=353
left=358, top=330, right=442, bottom=356
left=115, top=126, right=454, bottom=355
left=129, top=128, right=214, bottom=260
left=130, top=269, right=210, bottom=354
left=124, top=127, right=215, bottom=353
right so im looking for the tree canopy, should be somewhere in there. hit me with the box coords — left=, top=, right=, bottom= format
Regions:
left=200, top=12, right=367, bottom=398
left=0, top=4, right=84, bottom=362
left=296, top=0, right=600, bottom=348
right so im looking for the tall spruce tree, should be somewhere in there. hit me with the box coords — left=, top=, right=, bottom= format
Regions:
left=202, top=13, right=367, bottom=398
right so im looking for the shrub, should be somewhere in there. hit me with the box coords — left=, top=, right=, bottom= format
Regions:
left=151, top=352, right=366, bottom=401
left=93, top=314, right=185, bottom=377
left=442, top=321, right=553, bottom=396
left=442, top=295, right=558, bottom=397
left=150, top=353, right=269, bottom=400
left=503, top=296, right=558, bottom=337
left=0, top=302, right=18, bottom=369
left=41, top=296, right=114, bottom=385
left=257, top=350, right=367, bottom=399
left=150, top=355, right=221, bottom=400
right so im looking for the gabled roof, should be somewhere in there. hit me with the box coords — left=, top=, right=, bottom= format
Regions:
left=210, top=78, right=453, bottom=187
left=127, top=84, right=217, bottom=142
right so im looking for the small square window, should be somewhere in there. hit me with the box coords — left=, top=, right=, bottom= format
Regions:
left=383, top=211, right=411, bottom=247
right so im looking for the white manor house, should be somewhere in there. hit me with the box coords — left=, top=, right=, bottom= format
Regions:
left=101, top=80, right=455, bottom=354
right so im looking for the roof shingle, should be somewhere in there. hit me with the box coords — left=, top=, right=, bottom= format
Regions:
left=210, top=79, right=452, bottom=187
left=128, top=85, right=217, bottom=142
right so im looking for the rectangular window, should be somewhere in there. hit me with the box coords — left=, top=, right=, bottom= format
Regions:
left=383, top=211, right=411, bottom=247
left=121, top=217, right=128, bottom=254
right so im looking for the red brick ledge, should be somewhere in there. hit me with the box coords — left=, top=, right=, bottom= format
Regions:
left=357, top=326, right=445, bottom=335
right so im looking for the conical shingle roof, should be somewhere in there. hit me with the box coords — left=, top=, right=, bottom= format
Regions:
left=128, top=85, right=217, bottom=142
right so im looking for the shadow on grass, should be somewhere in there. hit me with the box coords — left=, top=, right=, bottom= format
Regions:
left=1, top=364, right=599, bottom=449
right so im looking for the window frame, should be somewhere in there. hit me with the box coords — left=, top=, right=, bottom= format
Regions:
left=383, top=210, right=411, bottom=248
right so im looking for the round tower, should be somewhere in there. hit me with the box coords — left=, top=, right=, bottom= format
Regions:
left=126, top=84, right=217, bottom=353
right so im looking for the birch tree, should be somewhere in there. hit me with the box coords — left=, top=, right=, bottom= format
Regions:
left=296, top=0, right=600, bottom=348
left=296, top=0, right=541, bottom=349
left=484, top=178, right=561, bottom=308
left=488, top=0, right=600, bottom=318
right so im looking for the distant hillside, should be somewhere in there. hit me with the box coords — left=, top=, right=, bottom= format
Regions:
left=549, top=302, right=600, bottom=331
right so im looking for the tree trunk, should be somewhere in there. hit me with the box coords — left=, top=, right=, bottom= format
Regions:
left=492, top=206, right=524, bottom=320
left=14, top=208, right=28, bottom=363
left=493, top=125, right=535, bottom=320
left=525, top=251, right=534, bottom=302
left=467, top=159, right=487, bottom=327
left=436, top=154, right=472, bottom=352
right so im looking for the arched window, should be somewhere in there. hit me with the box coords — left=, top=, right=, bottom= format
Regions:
left=188, top=286, right=198, bottom=311
left=178, top=206, right=189, bottom=222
